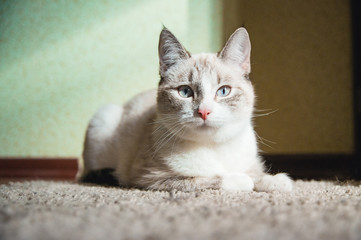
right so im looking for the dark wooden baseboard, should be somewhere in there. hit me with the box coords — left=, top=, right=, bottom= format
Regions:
left=0, top=158, right=78, bottom=180
left=263, top=154, right=359, bottom=180
left=0, top=155, right=359, bottom=181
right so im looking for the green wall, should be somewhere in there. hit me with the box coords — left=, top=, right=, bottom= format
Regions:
left=0, top=0, right=354, bottom=157
left=0, top=0, right=222, bottom=157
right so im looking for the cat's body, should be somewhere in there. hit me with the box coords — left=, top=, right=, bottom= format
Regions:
left=77, top=28, right=293, bottom=192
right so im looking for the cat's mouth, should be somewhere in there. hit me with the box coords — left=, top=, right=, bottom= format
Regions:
left=199, top=122, right=211, bottom=129
left=182, top=116, right=223, bottom=130
left=194, top=120, right=219, bottom=130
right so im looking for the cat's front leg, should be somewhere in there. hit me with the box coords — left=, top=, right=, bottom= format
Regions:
left=139, top=174, right=254, bottom=192
left=140, top=175, right=223, bottom=192
left=254, top=173, right=293, bottom=192
left=221, top=173, right=254, bottom=192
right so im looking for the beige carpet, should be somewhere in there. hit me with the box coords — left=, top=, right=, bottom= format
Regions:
left=0, top=180, right=360, bottom=240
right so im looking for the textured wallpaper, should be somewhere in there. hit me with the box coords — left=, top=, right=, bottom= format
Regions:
left=0, top=0, right=222, bottom=157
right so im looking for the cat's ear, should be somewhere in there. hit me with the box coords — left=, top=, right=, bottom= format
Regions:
left=158, top=28, right=190, bottom=74
left=219, top=28, right=251, bottom=74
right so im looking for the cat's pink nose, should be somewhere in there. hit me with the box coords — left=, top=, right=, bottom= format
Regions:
left=198, top=109, right=211, bottom=120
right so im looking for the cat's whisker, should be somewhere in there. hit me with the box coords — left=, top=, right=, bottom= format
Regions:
left=151, top=120, right=181, bottom=134
left=152, top=124, right=185, bottom=158
left=151, top=121, right=176, bottom=135
left=152, top=121, right=183, bottom=148
left=152, top=123, right=180, bottom=148
left=259, top=142, right=273, bottom=149
left=152, top=125, right=163, bottom=135
left=253, top=109, right=279, bottom=118
left=258, top=136, right=276, bottom=144
left=149, top=116, right=180, bottom=125
left=170, top=126, right=186, bottom=156
left=150, top=115, right=197, bottom=137
left=255, top=132, right=275, bottom=149
left=254, top=108, right=275, bottom=112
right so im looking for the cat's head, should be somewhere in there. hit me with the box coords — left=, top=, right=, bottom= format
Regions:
left=156, top=27, right=255, bottom=143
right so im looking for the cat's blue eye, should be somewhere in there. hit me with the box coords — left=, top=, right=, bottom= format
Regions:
left=178, top=85, right=194, bottom=98
left=216, top=86, right=231, bottom=97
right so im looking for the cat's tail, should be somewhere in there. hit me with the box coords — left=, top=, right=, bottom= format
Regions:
left=77, top=167, right=120, bottom=187
left=76, top=104, right=123, bottom=186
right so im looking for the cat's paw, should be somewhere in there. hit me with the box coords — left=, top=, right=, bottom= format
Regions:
left=221, top=173, right=254, bottom=192
left=255, top=173, right=293, bottom=192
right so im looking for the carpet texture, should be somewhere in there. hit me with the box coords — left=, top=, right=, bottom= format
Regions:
left=0, top=180, right=361, bottom=240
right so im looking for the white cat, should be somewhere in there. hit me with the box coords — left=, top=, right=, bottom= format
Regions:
left=77, top=27, right=293, bottom=192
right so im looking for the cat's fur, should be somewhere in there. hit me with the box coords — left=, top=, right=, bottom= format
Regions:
left=77, top=27, right=293, bottom=192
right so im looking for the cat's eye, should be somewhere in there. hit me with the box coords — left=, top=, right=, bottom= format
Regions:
left=178, top=85, right=194, bottom=98
left=216, top=86, right=231, bottom=97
